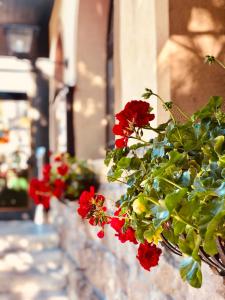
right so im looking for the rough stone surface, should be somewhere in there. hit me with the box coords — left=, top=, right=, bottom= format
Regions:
left=0, top=221, right=69, bottom=300
left=49, top=181, right=225, bottom=300
left=0, top=221, right=59, bottom=254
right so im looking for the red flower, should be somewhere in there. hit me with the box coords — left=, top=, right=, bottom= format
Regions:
left=97, top=230, right=104, bottom=239
left=42, top=164, right=51, bottom=181
left=77, top=186, right=95, bottom=218
left=54, top=155, right=62, bottom=162
left=110, top=216, right=125, bottom=232
left=57, top=164, right=69, bottom=176
left=29, top=178, right=51, bottom=210
left=113, top=100, right=155, bottom=148
left=110, top=209, right=137, bottom=244
left=136, top=242, right=162, bottom=271
left=117, top=227, right=137, bottom=244
left=52, top=178, right=66, bottom=198
left=115, top=137, right=129, bottom=148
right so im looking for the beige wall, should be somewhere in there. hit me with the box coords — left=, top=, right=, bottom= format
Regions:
left=114, top=0, right=170, bottom=137
left=169, top=0, right=225, bottom=116
left=49, top=0, right=78, bottom=153
left=50, top=0, right=225, bottom=158
left=74, top=0, right=110, bottom=159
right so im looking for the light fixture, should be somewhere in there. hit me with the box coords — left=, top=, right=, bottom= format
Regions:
left=3, top=24, right=39, bottom=58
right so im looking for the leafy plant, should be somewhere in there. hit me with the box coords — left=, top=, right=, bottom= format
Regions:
left=77, top=57, right=225, bottom=288
left=29, top=153, right=99, bottom=209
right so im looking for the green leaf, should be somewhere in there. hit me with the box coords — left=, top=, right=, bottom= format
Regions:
left=203, top=210, right=225, bottom=255
left=180, top=171, right=191, bottom=187
left=151, top=205, right=170, bottom=228
left=215, top=182, right=225, bottom=196
left=219, top=154, right=225, bottom=167
left=165, top=188, right=187, bottom=213
left=192, top=96, right=223, bottom=121
left=135, top=226, right=145, bottom=243
left=152, top=141, right=165, bottom=158
left=180, top=257, right=202, bottom=288
left=118, top=157, right=131, bottom=169
left=173, top=218, right=186, bottom=235
left=107, top=168, right=123, bottom=182
left=130, top=157, right=142, bottom=170
left=104, top=150, right=113, bottom=166
left=214, top=135, right=224, bottom=155
left=162, top=228, right=178, bottom=245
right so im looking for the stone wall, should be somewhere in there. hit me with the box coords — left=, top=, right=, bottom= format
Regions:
left=49, top=180, right=225, bottom=300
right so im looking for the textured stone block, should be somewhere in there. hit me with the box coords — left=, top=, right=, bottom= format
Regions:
left=49, top=186, right=225, bottom=300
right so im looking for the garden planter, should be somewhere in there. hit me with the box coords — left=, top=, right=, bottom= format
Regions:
left=76, top=88, right=225, bottom=288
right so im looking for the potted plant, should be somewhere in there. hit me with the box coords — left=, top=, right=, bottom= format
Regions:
left=29, top=153, right=99, bottom=210
left=77, top=56, right=225, bottom=288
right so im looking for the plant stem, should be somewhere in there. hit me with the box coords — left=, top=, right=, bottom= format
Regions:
left=173, top=212, right=198, bottom=231
left=147, top=125, right=161, bottom=133
left=150, top=92, right=184, bottom=143
left=108, top=176, right=142, bottom=191
left=129, top=136, right=150, bottom=145
left=151, top=92, right=176, bottom=124
left=173, top=103, right=190, bottom=121
left=107, top=177, right=128, bottom=185
left=158, top=177, right=182, bottom=190
left=215, top=58, right=225, bottom=70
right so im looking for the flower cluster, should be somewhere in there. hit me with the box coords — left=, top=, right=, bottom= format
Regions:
left=136, top=242, right=162, bottom=271
left=77, top=187, right=109, bottom=238
left=29, top=153, right=99, bottom=209
left=77, top=189, right=162, bottom=271
left=113, top=100, right=155, bottom=148
left=77, top=91, right=225, bottom=288
left=29, top=158, right=68, bottom=209
left=110, top=209, right=137, bottom=244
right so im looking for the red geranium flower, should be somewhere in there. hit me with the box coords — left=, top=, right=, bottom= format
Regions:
left=42, top=164, right=51, bottom=181
left=77, top=186, right=95, bottom=218
left=110, top=209, right=137, bottom=244
left=136, top=242, right=162, bottom=271
left=97, top=230, right=105, bottom=239
left=57, top=163, right=69, bottom=176
left=29, top=178, right=51, bottom=210
left=52, top=178, right=66, bottom=198
left=113, top=100, right=155, bottom=148
left=54, top=156, right=62, bottom=162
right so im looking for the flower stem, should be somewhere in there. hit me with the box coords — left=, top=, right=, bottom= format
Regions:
left=173, top=212, right=198, bottom=231
left=129, top=136, right=150, bottom=145
left=107, top=177, right=128, bottom=185
left=146, top=125, right=161, bottom=133
left=158, top=177, right=182, bottom=190
left=215, top=57, right=225, bottom=70
left=151, top=92, right=176, bottom=124
left=173, top=103, right=190, bottom=121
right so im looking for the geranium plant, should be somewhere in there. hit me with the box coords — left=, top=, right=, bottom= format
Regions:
left=77, top=56, right=225, bottom=288
left=29, top=153, right=99, bottom=209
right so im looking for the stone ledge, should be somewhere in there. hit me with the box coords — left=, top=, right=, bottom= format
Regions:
left=50, top=190, right=225, bottom=300
left=0, top=248, right=64, bottom=273
left=0, top=221, right=59, bottom=254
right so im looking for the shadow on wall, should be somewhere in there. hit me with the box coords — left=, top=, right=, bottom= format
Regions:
left=169, top=0, right=225, bottom=116
left=74, top=0, right=110, bottom=159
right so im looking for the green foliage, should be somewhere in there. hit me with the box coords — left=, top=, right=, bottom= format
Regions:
left=180, top=257, right=202, bottom=288
left=105, top=96, right=225, bottom=288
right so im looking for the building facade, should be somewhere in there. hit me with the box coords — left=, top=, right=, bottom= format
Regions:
left=49, top=0, right=225, bottom=159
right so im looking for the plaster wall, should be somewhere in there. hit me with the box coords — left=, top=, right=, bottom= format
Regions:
left=114, top=0, right=170, bottom=128
left=169, top=0, right=225, bottom=116
left=74, top=0, right=110, bottom=159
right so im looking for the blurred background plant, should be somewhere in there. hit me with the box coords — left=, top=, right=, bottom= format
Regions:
left=29, top=153, right=99, bottom=210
